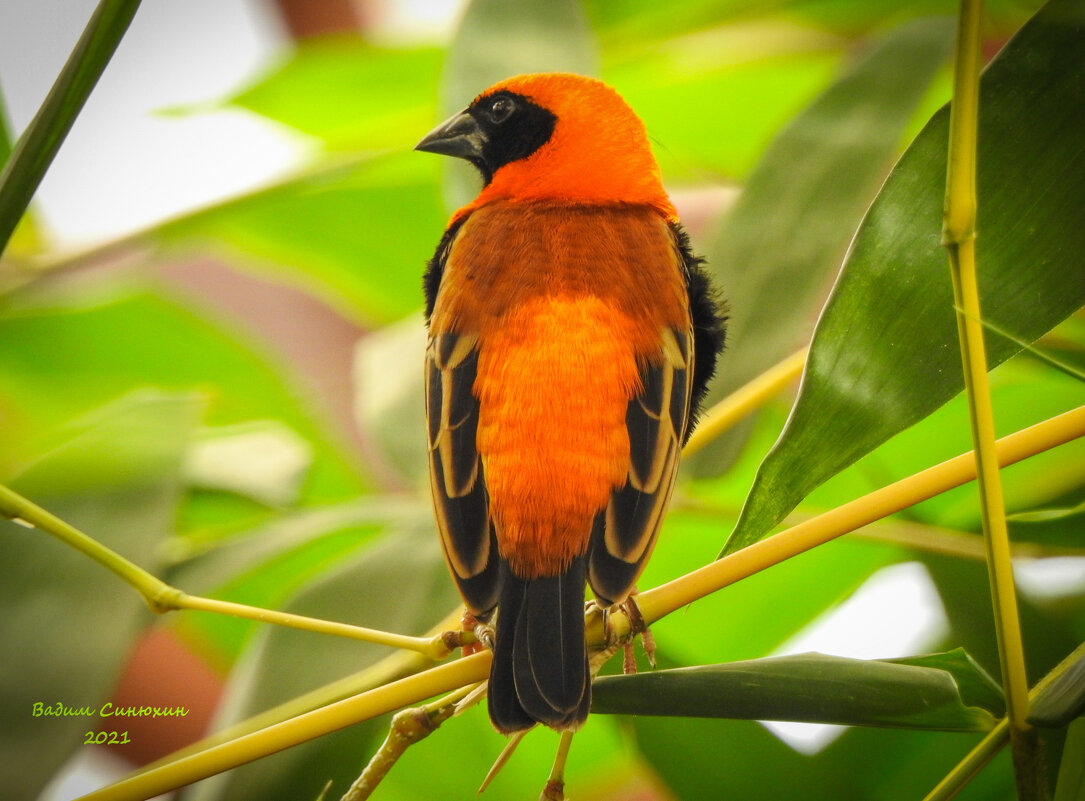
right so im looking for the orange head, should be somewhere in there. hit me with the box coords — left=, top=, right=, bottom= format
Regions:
left=416, top=73, right=676, bottom=220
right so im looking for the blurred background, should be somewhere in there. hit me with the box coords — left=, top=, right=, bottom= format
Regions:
left=0, top=0, right=1081, bottom=800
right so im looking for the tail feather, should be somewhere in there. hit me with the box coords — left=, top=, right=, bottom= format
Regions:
left=488, top=557, right=590, bottom=732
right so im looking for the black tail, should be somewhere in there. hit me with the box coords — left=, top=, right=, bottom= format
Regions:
left=488, top=556, right=590, bottom=732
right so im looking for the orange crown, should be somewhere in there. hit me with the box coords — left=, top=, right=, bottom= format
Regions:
left=459, top=73, right=677, bottom=221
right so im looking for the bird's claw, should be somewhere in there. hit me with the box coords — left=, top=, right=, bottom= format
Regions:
left=460, top=610, right=494, bottom=655
left=588, top=594, right=656, bottom=674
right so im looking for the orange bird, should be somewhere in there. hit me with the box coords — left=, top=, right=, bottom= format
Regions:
left=416, top=73, right=725, bottom=732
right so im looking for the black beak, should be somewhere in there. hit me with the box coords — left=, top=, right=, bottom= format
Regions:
left=415, top=110, right=486, bottom=161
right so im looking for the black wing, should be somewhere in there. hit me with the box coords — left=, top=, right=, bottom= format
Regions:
left=588, top=326, right=693, bottom=606
left=425, top=330, right=501, bottom=617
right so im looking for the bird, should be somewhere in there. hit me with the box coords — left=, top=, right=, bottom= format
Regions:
left=416, top=73, right=726, bottom=733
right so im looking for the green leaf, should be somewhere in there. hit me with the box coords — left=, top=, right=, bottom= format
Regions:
left=226, top=38, right=442, bottom=153
left=887, top=648, right=1005, bottom=716
left=592, top=651, right=1001, bottom=730
left=437, top=0, right=599, bottom=208
left=725, top=0, right=1085, bottom=552
left=1007, top=498, right=1085, bottom=526
left=687, top=17, right=953, bottom=473
left=1006, top=497, right=1085, bottom=552
left=1029, top=646, right=1085, bottom=728
left=0, top=282, right=364, bottom=503
left=0, top=0, right=142, bottom=255
left=607, top=37, right=843, bottom=181
left=0, top=390, right=198, bottom=801
left=159, top=153, right=444, bottom=325
left=632, top=716, right=1014, bottom=801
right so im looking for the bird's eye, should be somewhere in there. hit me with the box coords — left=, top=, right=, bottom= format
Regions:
left=488, top=97, right=515, bottom=124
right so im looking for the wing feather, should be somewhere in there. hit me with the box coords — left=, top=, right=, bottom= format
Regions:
left=589, top=326, right=694, bottom=606
left=426, top=331, right=500, bottom=615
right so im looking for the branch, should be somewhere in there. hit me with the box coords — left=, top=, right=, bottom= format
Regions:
left=0, top=485, right=460, bottom=660
left=79, top=405, right=1085, bottom=801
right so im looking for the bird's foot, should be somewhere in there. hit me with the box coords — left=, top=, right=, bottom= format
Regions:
left=618, top=594, right=656, bottom=672
left=459, top=610, right=494, bottom=656
left=587, top=593, right=656, bottom=674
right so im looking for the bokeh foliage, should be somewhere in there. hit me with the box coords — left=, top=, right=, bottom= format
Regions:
left=0, top=0, right=1082, bottom=800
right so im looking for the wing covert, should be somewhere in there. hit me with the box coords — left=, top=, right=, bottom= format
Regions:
left=589, top=326, right=694, bottom=606
left=426, top=331, right=500, bottom=616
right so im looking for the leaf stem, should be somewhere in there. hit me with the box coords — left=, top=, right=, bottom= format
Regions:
left=0, top=484, right=454, bottom=658
left=0, top=0, right=143, bottom=257
left=943, top=0, right=1034, bottom=793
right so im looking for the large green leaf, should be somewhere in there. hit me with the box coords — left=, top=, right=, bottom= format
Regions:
left=592, top=650, right=1000, bottom=730
left=632, top=716, right=1014, bottom=801
left=688, top=17, right=953, bottom=473
left=159, top=153, right=444, bottom=325
left=0, top=282, right=364, bottom=502
left=226, top=39, right=442, bottom=153
left=726, top=0, right=1085, bottom=552
left=0, top=391, right=197, bottom=801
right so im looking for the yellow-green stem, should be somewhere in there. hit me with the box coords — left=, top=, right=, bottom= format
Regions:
left=631, top=404, right=1085, bottom=631
left=77, top=652, right=492, bottom=801
left=943, top=0, right=1031, bottom=755
left=683, top=348, right=806, bottom=456
left=0, top=484, right=452, bottom=658
left=924, top=640, right=1085, bottom=801
left=924, top=719, right=1010, bottom=801
left=0, top=483, right=171, bottom=605
left=542, top=731, right=576, bottom=800
left=175, top=594, right=449, bottom=657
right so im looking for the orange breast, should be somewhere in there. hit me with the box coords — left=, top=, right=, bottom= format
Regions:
left=430, top=201, right=689, bottom=578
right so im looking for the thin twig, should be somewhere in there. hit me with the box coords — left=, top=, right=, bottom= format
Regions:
left=0, top=484, right=458, bottom=659
left=340, top=683, right=481, bottom=801
left=628, top=405, right=1085, bottom=633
